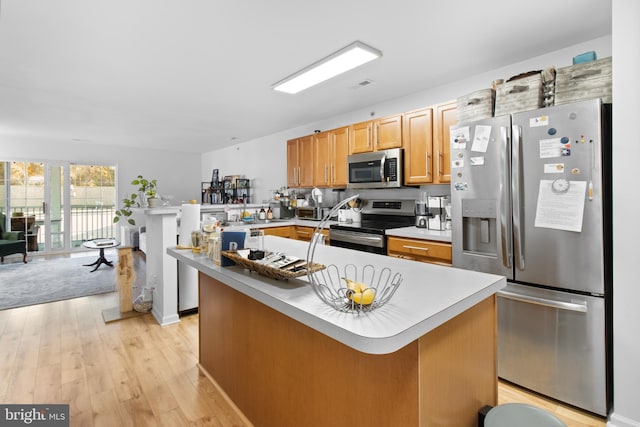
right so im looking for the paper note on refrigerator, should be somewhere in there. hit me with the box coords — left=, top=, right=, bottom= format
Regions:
left=451, top=126, right=469, bottom=150
left=534, top=180, right=586, bottom=232
left=471, top=125, right=491, bottom=152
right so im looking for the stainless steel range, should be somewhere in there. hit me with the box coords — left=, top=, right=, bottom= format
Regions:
left=329, top=200, right=415, bottom=255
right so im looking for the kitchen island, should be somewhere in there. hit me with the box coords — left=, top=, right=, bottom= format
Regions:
left=168, top=236, right=505, bottom=427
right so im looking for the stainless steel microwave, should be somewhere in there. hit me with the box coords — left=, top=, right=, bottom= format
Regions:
left=347, top=148, right=403, bottom=189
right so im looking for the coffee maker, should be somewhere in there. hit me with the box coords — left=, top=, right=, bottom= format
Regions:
left=427, top=196, right=450, bottom=230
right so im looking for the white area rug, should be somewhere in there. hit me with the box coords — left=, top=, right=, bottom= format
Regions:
left=0, top=253, right=118, bottom=310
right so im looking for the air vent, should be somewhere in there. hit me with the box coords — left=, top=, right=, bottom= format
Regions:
left=351, top=79, right=375, bottom=89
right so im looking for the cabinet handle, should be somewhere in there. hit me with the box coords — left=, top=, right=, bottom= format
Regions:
left=438, top=152, right=444, bottom=177
left=297, top=230, right=310, bottom=235
left=426, top=152, right=431, bottom=178
left=402, top=245, right=429, bottom=251
left=324, top=164, right=328, bottom=183
left=293, top=168, right=297, bottom=185
left=298, top=167, right=302, bottom=185
left=332, top=163, right=335, bottom=183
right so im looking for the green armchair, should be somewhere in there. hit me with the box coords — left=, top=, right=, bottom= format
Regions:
left=0, top=213, right=27, bottom=263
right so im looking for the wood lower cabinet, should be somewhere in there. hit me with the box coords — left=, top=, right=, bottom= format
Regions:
left=261, top=226, right=293, bottom=238
left=287, top=135, right=314, bottom=188
left=434, top=101, right=456, bottom=184
left=403, top=108, right=434, bottom=184
left=313, top=126, right=349, bottom=187
left=294, top=226, right=329, bottom=243
left=387, top=236, right=452, bottom=266
left=199, top=273, right=497, bottom=427
left=260, top=225, right=328, bottom=243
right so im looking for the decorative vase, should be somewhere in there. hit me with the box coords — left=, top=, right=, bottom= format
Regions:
left=147, top=197, right=160, bottom=208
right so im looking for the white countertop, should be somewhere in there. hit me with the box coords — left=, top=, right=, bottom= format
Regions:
left=385, top=226, right=452, bottom=242
left=168, top=235, right=504, bottom=355
left=223, top=220, right=452, bottom=244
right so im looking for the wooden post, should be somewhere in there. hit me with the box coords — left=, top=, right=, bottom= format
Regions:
left=117, top=247, right=134, bottom=313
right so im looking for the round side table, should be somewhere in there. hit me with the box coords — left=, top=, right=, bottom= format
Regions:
left=83, top=239, right=121, bottom=272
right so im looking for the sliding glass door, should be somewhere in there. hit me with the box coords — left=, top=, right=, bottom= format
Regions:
left=45, top=163, right=67, bottom=251
left=69, top=164, right=117, bottom=248
left=1, top=160, right=116, bottom=255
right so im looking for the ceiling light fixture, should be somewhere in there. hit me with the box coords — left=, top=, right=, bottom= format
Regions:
left=272, top=41, right=382, bottom=94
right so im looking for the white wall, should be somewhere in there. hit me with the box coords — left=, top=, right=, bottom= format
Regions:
left=201, top=36, right=612, bottom=205
left=0, top=139, right=202, bottom=205
left=609, top=2, right=640, bottom=426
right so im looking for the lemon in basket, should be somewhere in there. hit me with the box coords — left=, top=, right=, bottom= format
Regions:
left=342, top=277, right=375, bottom=305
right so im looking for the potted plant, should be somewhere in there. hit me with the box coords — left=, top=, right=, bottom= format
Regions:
left=114, top=175, right=158, bottom=226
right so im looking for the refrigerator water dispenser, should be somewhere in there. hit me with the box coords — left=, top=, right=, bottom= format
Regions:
left=461, top=199, right=497, bottom=257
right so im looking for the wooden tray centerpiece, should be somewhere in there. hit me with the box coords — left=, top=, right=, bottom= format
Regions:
left=221, top=250, right=326, bottom=280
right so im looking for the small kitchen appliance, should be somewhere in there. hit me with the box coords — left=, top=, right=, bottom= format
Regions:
left=427, top=196, right=449, bottom=230
left=347, top=148, right=403, bottom=189
left=415, top=200, right=428, bottom=228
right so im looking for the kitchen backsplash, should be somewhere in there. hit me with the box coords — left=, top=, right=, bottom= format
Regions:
left=315, top=184, right=451, bottom=209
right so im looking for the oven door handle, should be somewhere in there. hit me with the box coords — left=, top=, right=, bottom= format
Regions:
left=331, top=233, right=383, bottom=242
left=329, top=231, right=384, bottom=247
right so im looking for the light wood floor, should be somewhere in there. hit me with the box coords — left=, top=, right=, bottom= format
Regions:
left=0, top=252, right=607, bottom=427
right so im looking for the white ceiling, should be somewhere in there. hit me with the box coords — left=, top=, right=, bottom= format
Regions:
left=0, top=0, right=612, bottom=154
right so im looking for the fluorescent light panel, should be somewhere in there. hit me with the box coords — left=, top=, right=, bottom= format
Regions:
left=272, top=41, right=382, bottom=94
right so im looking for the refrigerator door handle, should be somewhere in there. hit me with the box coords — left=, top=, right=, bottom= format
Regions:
left=500, top=126, right=512, bottom=268
left=497, top=290, right=588, bottom=313
left=511, top=125, right=525, bottom=270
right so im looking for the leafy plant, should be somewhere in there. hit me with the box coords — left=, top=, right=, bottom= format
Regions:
left=114, top=175, right=158, bottom=226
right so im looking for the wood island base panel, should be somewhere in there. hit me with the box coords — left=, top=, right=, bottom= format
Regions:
left=198, top=273, right=497, bottom=427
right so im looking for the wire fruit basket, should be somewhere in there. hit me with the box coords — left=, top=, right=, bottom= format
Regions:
left=305, top=194, right=403, bottom=313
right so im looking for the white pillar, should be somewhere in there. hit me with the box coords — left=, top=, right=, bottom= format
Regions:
left=145, top=208, right=180, bottom=326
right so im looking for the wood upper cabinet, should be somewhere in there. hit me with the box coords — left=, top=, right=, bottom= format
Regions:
left=375, top=114, right=403, bottom=150
left=313, top=131, right=331, bottom=186
left=313, top=126, right=349, bottom=188
left=403, top=108, right=434, bottom=185
left=350, top=120, right=374, bottom=154
left=434, top=101, right=457, bottom=184
left=288, top=103, right=452, bottom=187
left=350, top=115, right=403, bottom=154
left=332, top=126, right=349, bottom=187
left=287, top=135, right=314, bottom=188
left=287, top=139, right=298, bottom=187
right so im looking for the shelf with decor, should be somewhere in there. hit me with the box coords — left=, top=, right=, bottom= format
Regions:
left=202, top=179, right=251, bottom=204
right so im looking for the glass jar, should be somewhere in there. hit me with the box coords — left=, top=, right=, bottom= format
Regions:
left=191, top=230, right=203, bottom=253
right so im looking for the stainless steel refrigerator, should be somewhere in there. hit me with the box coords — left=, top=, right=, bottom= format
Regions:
left=450, top=98, right=612, bottom=416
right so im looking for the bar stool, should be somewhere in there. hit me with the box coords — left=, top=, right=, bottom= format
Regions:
left=484, top=403, right=567, bottom=427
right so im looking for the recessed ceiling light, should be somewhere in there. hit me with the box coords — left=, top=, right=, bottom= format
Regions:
left=272, top=41, right=382, bottom=95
